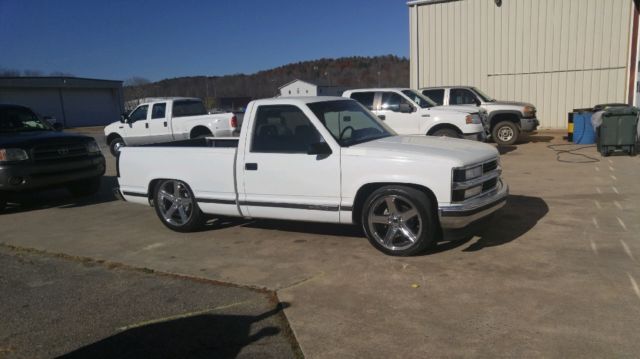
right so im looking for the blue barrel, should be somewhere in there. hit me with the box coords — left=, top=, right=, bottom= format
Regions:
left=573, top=111, right=596, bottom=144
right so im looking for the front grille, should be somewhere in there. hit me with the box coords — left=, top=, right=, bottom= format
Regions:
left=483, top=160, right=498, bottom=173
left=452, top=157, right=501, bottom=202
left=32, top=143, right=88, bottom=162
left=482, top=177, right=498, bottom=191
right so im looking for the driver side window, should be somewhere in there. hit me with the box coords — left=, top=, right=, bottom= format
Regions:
left=129, top=105, right=148, bottom=122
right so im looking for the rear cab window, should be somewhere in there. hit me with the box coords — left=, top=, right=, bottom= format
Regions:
left=172, top=100, right=207, bottom=117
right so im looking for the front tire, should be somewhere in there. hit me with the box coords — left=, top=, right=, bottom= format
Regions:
left=109, top=137, right=125, bottom=156
left=67, top=176, right=101, bottom=197
left=153, top=179, right=204, bottom=232
left=432, top=128, right=461, bottom=138
left=492, top=121, right=519, bottom=146
left=361, top=185, right=437, bottom=256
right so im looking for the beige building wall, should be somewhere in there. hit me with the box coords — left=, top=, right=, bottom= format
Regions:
left=409, top=0, right=637, bottom=128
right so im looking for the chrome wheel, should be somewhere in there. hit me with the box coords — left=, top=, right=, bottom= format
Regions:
left=113, top=141, right=125, bottom=152
left=367, top=194, right=423, bottom=251
left=497, top=126, right=514, bottom=142
left=157, top=180, right=194, bottom=226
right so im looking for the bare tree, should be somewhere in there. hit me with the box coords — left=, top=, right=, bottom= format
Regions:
left=0, top=68, right=21, bottom=76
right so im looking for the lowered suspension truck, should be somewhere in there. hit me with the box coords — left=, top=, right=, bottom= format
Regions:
left=115, top=97, right=508, bottom=256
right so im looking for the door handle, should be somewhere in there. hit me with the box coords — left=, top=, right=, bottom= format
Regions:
left=378, top=115, right=386, bottom=121
left=163, top=121, right=167, bottom=127
left=245, top=163, right=258, bottom=170
left=145, top=123, right=149, bottom=128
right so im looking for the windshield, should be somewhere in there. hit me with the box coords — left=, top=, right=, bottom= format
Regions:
left=401, top=89, right=437, bottom=108
left=471, top=87, right=495, bottom=102
left=307, top=100, right=395, bottom=147
left=0, top=107, right=52, bottom=133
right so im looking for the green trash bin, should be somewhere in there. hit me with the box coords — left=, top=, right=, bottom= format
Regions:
left=598, top=106, right=638, bottom=156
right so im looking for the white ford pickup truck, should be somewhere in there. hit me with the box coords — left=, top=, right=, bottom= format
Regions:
left=104, top=97, right=237, bottom=156
left=115, top=97, right=508, bottom=256
left=343, top=88, right=488, bottom=141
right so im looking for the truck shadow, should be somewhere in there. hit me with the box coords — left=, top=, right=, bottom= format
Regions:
left=58, top=302, right=291, bottom=359
left=1, top=176, right=119, bottom=215
left=207, top=195, right=547, bottom=255
left=459, top=194, right=548, bottom=252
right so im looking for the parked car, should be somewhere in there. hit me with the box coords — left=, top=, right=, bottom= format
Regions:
left=104, top=97, right=238, bottom=156
left=115, top=97, right=507, bottom=256
left=420, top=86, right=539, bottom=145
left=343, top=88, right=487, bottom=141
left=0, top=104, right=105, bottom=211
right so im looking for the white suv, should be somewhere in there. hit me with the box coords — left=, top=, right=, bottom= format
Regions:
left=343, top=88, right=487, bottom=141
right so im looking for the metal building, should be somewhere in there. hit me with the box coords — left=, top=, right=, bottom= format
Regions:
left=408, top=0, right=639, bottom=128
left=0, top=77, right=124, bottom=128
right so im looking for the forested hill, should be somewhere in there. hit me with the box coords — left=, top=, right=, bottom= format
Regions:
left=123, top=55, right=409, bottom=105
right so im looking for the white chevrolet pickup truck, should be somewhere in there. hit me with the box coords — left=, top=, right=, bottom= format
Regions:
left=115, top=97, right=507, bottom=256
left=104, top=97, right=237, bottom=156
left=343, top=88, right=488, bottom=141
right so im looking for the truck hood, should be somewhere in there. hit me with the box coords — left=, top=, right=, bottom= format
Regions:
left=0, top=130, right=93, bottom=148
left=345, top=135, right=498, bottom=167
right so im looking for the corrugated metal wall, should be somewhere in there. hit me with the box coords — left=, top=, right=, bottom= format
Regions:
left=410, top=0, right=635, bottom=128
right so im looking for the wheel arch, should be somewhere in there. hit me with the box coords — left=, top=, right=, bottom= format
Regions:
left=488, top=111, right=521, bottom=129
left=106, top=132, right=122, bottom=145
left=351, top=182, right=440, bottom=227
left=189, top=125, right=213, bottom=138
left=426, top=123, right=462, bottom=136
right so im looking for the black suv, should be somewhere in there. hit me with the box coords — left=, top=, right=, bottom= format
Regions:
left=0, top=104, right=106, bottom=210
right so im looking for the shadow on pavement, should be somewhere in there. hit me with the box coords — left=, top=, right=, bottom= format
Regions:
left=242, top=219, right=363, bottom=237
left=58, top=302, right=290, bottom=359
left=1, top=176, right=118, bottom=215
left=462, top=194, right=548, bottom=252
left=522, top=134, right=555, bottom=143
left=497, top=145, right=517, bottom=155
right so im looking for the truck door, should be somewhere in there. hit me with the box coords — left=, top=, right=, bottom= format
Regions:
left=240, top=104, right=340, bottom=223
left=375, top=91, right=419, bottom=134
left=124, top=105, right=149, bottom=145
left=148, top=102, right=173, bottom=143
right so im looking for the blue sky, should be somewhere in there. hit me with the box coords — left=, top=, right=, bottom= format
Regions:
left=0, top=0, right=409, bottom=81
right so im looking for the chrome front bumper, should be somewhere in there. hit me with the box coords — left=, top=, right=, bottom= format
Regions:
left=438, top=179, right=509, bottom=229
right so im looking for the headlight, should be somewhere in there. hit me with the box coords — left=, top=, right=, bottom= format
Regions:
left=465, top=114, right=482, bottom=124
left=452, top=164, right=483, bottom=182
left=523, top=106, right=536, bottom=118
left=87, top=140, right=101, bottom=154
left=0, top=148, right=29, bottom=162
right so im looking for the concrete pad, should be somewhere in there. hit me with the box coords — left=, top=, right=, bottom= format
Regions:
left=2, top=130, right=640, bottom=357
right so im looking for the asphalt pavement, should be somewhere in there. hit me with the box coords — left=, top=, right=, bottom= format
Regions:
left=0, top=245, right=301, bottom=359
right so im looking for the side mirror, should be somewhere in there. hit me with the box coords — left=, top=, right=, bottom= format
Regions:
left=399, top=103, right=413, bottom=113
left=307, top=142, right=332, bottom=155
left=52, top=123, right=63, bottom=131
left=120, top=113, right=129, bottom=123
left=473, top=98, right=481, bottom=106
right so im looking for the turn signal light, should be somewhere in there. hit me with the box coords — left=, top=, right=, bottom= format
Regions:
left=230, top=115, right=238, bottom=129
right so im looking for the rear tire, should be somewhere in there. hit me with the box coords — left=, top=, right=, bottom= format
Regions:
left=431, top=128, right=461, bottom=138
left=361, top=185, right=437, bottom=256
left=109, top=137, right=125, bottom=156
left=492, top=121, right=519, bottom=146
left=153, top=179, right=204, bottom=232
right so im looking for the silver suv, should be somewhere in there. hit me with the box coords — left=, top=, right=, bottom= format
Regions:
left=420, top=86, right=539, bottom=146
